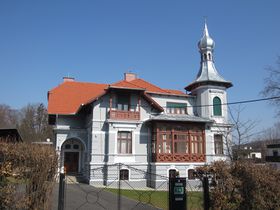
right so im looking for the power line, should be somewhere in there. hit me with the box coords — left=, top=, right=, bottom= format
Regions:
left=197, top=96, right=280, bottom=108
left=110, top=96, right=280, bottom=108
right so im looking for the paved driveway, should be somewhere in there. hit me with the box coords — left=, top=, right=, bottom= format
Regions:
left=52, top=183, right=162, bottom=210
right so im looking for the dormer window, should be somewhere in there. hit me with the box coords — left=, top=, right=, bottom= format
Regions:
left=117, top=93, right=130, bottom=111
left=166, top=103, right=187, bottom=114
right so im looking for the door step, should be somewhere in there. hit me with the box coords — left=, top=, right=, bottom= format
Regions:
left=66, top=175, right=87, bottom=184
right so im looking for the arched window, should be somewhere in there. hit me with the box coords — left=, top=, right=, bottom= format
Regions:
left=208, top=53, right=211, bottom=60
left=213, top=97, right=222, bottom=116
left=188, top=169, right=195, bottom=180
left=169, top=169, right=178, bottom=178
left=120, top=169, right=129, bottom=180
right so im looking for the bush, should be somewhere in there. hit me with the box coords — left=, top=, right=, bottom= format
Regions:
left=198, top=161, right=280, bottom=210
left=0, top=142, right=58, bottom=210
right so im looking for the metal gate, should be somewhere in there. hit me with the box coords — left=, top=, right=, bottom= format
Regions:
left=55, top=163, right=204, bottom=210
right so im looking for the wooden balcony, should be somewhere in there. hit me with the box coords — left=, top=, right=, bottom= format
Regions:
left=109, top=110, right=140, bottom=121
left=152, top=153, right=205, bottom=162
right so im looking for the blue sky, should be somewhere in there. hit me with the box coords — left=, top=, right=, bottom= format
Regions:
left=0, top=0, right=279, bottom=132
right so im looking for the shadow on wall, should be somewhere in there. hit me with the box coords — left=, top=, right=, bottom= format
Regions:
left=102, top=123, right=109, bottom=185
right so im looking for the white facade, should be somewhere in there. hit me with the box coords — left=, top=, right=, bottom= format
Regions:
left=50, top=23, right=233, bottom=187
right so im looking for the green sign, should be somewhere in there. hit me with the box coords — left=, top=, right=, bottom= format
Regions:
left=174, top=186, right=184, bottom=195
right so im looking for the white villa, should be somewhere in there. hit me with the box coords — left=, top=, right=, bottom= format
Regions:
left=48, top=23, right=232, bottom=187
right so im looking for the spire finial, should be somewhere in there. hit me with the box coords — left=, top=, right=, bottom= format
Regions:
left=203, top=16, right=209, bottom=36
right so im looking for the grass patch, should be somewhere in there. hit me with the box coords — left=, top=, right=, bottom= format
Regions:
left=0, top=176, right=27, bottom=185
left=6, top=176, right=28, bottom=184
left=105, top=188, right=203, bottom=210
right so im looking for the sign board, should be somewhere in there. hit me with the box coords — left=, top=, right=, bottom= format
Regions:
left=169, top=177, right=186, bottom=210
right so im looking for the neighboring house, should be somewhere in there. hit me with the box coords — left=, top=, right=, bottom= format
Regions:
left=0, top=128, right=23, bottom=143
left=48, top=23, right=233, bottom=187
left=232, top=144, right=262, bottom=161
left=266, top=144, right=280, bottom=169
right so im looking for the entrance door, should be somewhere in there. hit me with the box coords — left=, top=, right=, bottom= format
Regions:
left=64, top=152, right=79, bottom=173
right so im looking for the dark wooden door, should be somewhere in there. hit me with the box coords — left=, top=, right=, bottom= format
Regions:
left=64, top=152, right=79, bottom=173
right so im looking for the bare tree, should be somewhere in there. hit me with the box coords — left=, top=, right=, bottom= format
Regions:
left=229, top=106, right=258, bottom=146
left=261, top=56, right=280, bottom=116
left=218, top=105, right=258, bottom=160
left=258, top=122, right=280, bottom=141
left=0, top=104, right=19, bottom=128
left=19, top=103, right=52, bottom=142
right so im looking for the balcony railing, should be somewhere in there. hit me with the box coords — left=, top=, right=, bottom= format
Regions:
left=152, top=153, right=205, bottom=162
left=265, top=156, right=280, bottom=162
left=109, top=110, right=140, bottom=121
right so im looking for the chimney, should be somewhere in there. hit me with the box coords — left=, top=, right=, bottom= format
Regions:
left=63, top=76, right=75, bottom=82
left=124, top=73, right=137, bottom=81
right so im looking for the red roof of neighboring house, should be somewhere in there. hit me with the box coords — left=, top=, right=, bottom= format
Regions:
left=48, top=78, right=188, bottom=114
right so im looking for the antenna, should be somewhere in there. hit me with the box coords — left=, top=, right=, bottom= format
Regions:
left=127, top=66, right=135, bottom=73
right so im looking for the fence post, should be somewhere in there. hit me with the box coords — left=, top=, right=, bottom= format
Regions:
left=58, top=173, right=66, bottom=210
left=118, top=163, right=121, bottom=210
left=203, top=176, right=210, bottom=210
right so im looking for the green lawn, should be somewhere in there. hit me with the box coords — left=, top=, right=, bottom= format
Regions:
left=105, top=188, right=203, bottom=210
left=0, top=176, right=27, bottom=185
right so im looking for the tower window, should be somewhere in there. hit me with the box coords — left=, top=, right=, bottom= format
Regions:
left=204, top=53, right=207, bottom=60
left=213, top=97, right=222, bottom=116
left=208, top=53, right=211, bottom=60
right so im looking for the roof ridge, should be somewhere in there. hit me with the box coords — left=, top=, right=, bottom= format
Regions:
left=49, top=81, right=108, bottom=93
left=70, top=81, right=109, bottom=86
left=125, top=79, right=147, bottom=89
left=132, top=78, right=169, bottom=93
left=110, top=79, right=144, bottom=89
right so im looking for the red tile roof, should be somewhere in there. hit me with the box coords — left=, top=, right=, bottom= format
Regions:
left=163, top=88, right=185, bottom=95
left=129, top=79, right=168, bottom=94
left=48, top=81, right=108, bottom=114
left=110, top=80, right=144, bottom=90
left=48, top=78, right=188, bottom=114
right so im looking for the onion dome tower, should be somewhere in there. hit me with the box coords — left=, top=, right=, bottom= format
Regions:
left=186, top=22, right=232, bottom=121
left=186, top=22, right=232, bottom=91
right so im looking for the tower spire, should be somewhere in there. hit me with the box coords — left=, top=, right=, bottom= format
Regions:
left=204, top=17, right=209, bottom=37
